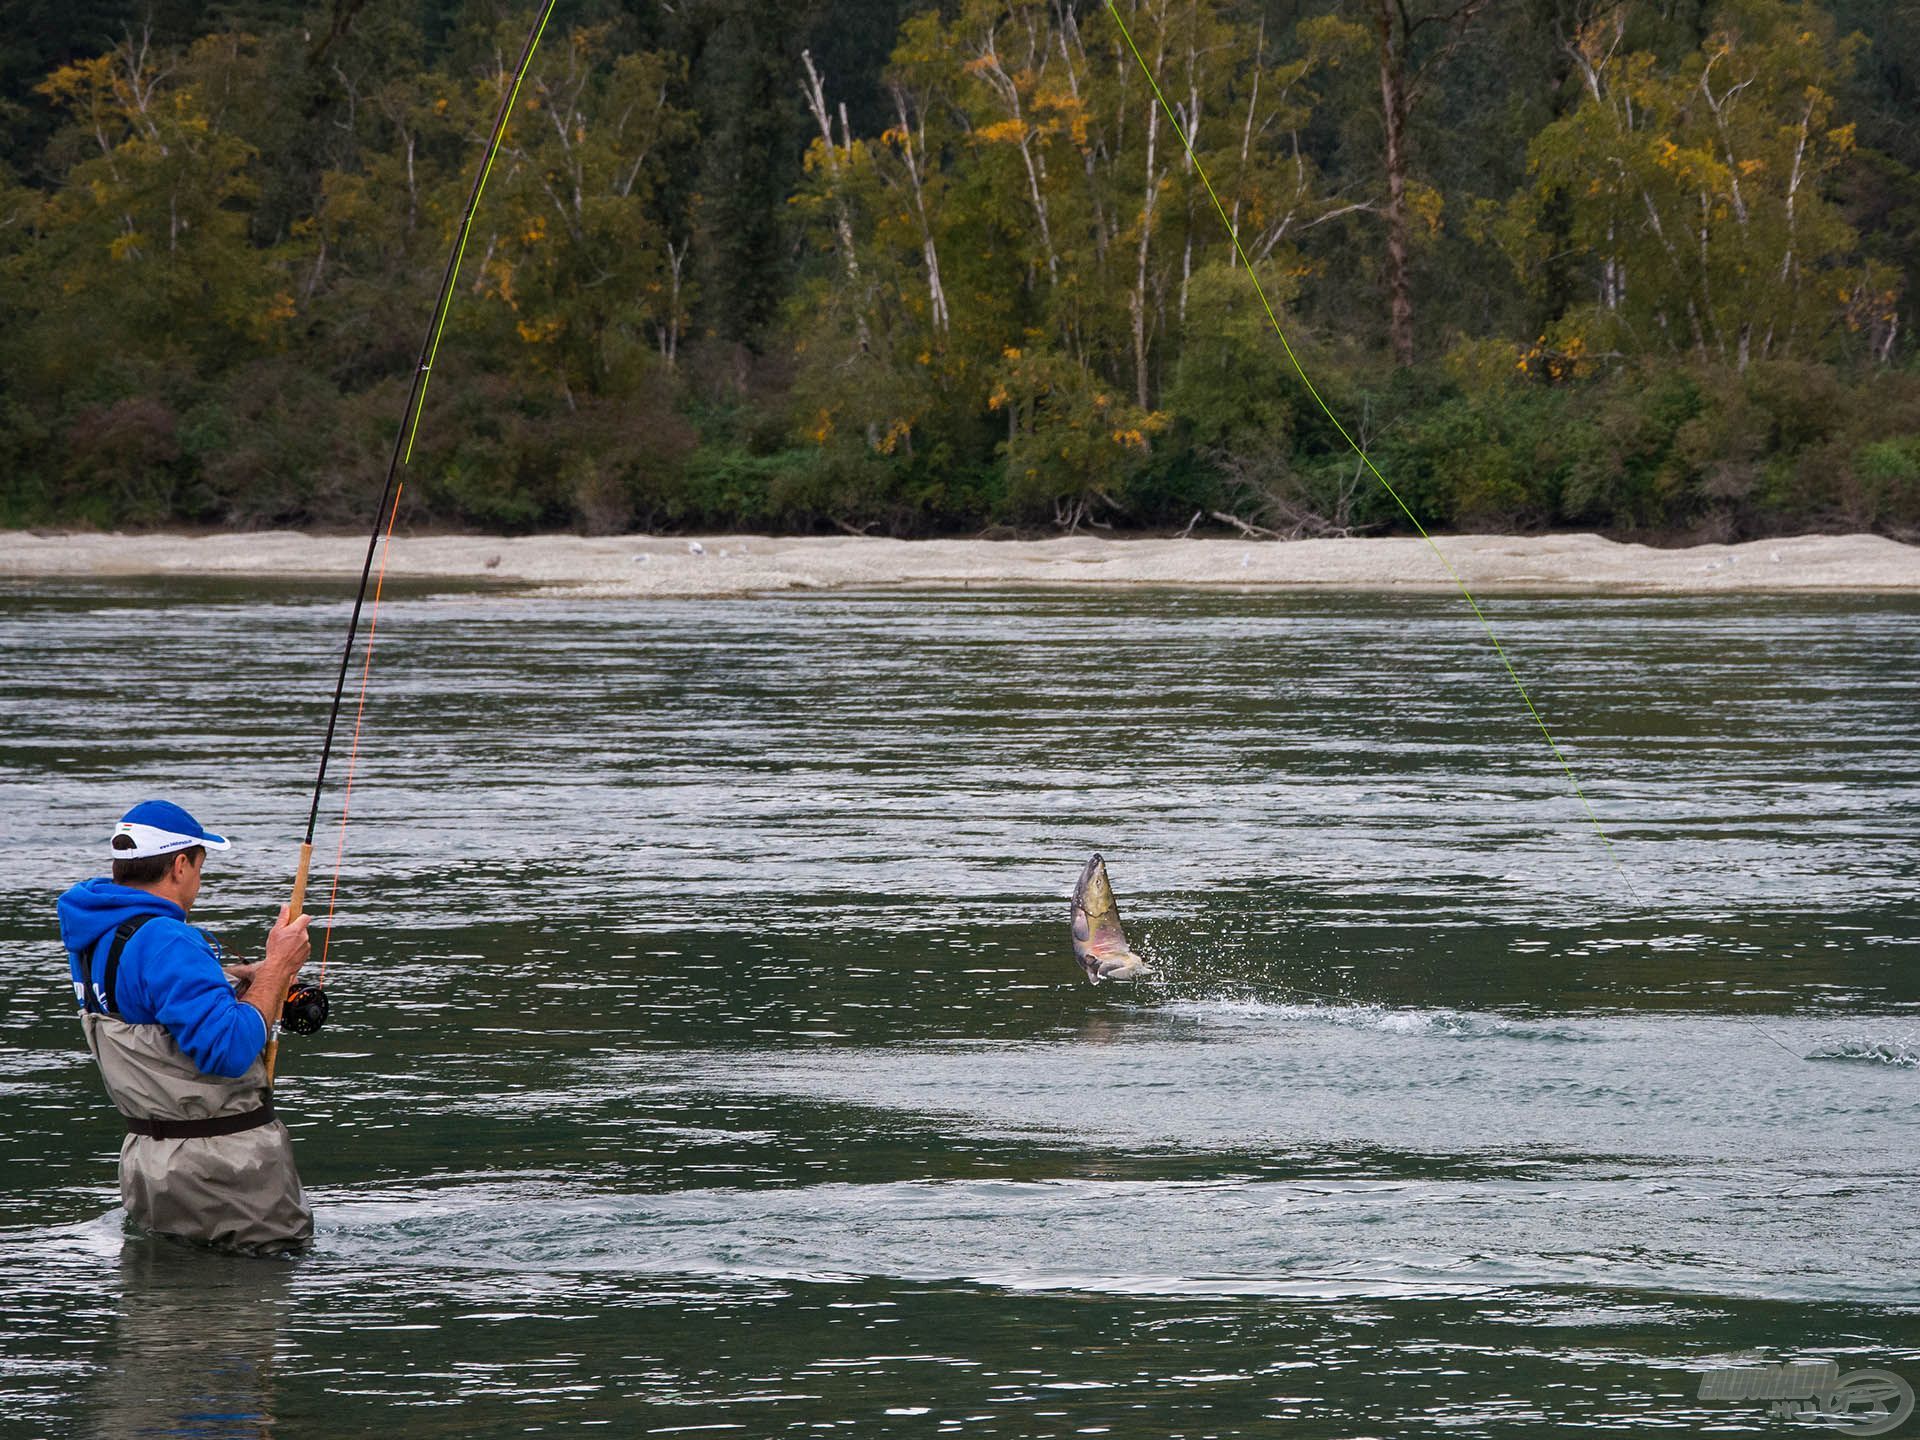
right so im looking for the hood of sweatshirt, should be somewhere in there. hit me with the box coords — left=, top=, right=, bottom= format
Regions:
left=56, top=878, right=185, bottom=956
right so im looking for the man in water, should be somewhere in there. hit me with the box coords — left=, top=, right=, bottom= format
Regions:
left=57, top=800, right=315, bottom=1252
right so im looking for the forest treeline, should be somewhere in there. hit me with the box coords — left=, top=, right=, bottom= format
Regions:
left=2, top=0, right=1917, bottom=539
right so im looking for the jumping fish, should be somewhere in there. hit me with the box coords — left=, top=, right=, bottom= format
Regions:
left=1070, top=854, right=1151, bottom=983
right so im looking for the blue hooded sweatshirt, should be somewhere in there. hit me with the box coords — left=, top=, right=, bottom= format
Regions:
left=56, top=879, right=268, bottom=1080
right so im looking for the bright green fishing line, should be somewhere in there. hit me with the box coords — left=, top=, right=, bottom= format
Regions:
left=1106, top=0, right=1623, bottom=870
left=404, top=1, right=557, bottom=465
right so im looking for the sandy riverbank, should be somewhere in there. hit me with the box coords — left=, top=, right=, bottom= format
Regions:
left=2, top=529, right=1916, bottom=596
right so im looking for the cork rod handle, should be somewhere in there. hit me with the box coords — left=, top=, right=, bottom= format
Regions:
left=265, top=842, right=314, bottom=1086
left=288, top=840, right=313, bottom=921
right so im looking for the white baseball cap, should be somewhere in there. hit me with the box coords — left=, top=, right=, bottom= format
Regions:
left=109, top=800, right=233, bottom=859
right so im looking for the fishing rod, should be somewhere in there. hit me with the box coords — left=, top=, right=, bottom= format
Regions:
left=269, top=0, right=560, bottom=1082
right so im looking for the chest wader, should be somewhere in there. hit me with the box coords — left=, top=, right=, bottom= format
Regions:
left=79, top=917, right=313, bottom=1254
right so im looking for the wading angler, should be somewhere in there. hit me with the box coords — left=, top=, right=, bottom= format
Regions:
left=57, top=801, right=315, bottom=1253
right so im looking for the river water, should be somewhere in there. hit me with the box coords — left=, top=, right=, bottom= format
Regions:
left=0, top=579, right=1915, bottom=1437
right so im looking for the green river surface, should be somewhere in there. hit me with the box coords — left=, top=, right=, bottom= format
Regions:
left=0, top=578, right=1916, bottom=1438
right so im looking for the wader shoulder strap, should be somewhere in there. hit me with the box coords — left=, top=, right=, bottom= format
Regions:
left=87, top=915, right=158, bottom=1018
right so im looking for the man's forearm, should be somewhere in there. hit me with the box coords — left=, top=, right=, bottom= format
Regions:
left=244, top=958, right=301, bottom=1034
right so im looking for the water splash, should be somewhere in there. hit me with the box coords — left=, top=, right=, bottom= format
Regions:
left=1160, top=996, right=1593, bottom=1043
left=1806, top=1035, right=1920, bottom=1068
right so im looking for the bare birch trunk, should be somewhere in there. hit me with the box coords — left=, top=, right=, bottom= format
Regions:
left=403, top=129, right=417, bottom=233
left=974, top=41, right=1058, bottom=286
left=1227, top=18, right=1263, bottom=245
left=1772, top=96, right=1815, bottom=359
left=1176, top=12, right=1200, bottom=328
left=659, top=238, right=686, bottom=368
left=889, top=82, right=949, bottom=337
left=1132, top=13, right=1166, bottom=411
left=1375, top=0, right=1414, bottom=367
left=800, top=50, right=871, bottom=353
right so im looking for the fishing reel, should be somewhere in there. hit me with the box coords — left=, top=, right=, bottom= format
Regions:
left=282, top=983, right=330, bottom=1036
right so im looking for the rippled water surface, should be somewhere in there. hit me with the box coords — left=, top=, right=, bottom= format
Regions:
left=1, top=579, right=1917, bottom=1437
